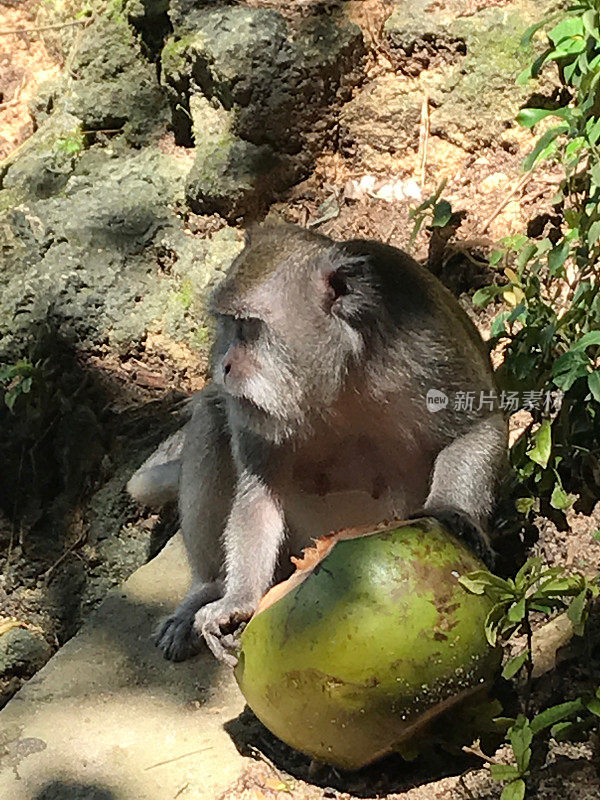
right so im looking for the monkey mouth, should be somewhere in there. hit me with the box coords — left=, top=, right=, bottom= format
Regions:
left=235, top=393, right=272, bottom=417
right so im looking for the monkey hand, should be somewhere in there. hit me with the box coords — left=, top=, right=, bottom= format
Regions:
left=193, top=595, right=254, bottom=667
left=410, top=506, right=497, bottom=570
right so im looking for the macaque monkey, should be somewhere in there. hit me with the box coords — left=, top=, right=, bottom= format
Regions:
left=128, top=223, right=507, bottom=665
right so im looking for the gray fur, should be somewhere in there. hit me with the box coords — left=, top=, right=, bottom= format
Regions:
left=128, top=223, right=507, bottom=664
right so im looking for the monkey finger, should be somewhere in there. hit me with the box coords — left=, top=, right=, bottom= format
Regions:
left=203, top=625, right=237, bottom=666
left=220, top=632, right=240, bottom=651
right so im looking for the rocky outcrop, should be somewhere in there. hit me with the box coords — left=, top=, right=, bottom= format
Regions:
left=383, top=0, right=556, bottom=152
left=1, top=0, right=366, bottom=366
left=162, top=4, right=365, bottom=217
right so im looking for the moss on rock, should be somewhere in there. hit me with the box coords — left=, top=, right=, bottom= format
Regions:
left=385, top=0, right=558, bottom=151
left=1, top=112, right=85, bottom=200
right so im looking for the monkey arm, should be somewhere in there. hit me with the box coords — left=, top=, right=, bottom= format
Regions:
left=193, top=467, right=286, bottom=665
left=417, top=414, right=507, bottom=568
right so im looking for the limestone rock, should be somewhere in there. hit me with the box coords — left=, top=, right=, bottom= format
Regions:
left=1, top=112, right=84, bottom=200
left=162, top=5, right=365, bottom=215
left=0, top=628, right=52, bottom=677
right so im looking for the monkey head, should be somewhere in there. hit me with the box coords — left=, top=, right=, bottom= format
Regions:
left=209, top=224, right=380, bottom=438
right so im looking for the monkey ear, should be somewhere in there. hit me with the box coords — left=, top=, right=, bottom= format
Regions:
left=323, top=268, right=351, bottom=313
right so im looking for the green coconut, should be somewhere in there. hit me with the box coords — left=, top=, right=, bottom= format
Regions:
left=234, top=518, right=501, bottom=770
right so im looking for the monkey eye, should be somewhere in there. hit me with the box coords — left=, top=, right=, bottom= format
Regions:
left=236, top=316, right=262, bottom=343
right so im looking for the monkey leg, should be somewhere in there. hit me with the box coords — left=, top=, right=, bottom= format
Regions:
left=418, top=415, right=507, bottom=569
left=127, top=428, right=185, bottom=507
left=154, top=387, right=235, bottom=662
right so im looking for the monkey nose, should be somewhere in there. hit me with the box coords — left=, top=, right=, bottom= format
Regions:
left=223, top=362, right=232, bottom=377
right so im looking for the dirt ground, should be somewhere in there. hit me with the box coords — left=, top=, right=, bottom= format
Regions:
left=0, top=0, right=61, bottom=160
left=1, top=1, right=600, bottom=798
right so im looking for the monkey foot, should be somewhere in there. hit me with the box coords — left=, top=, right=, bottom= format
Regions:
left=153, top=613, right=204, bottom=662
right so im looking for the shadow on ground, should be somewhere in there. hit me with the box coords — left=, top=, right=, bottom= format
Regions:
left=33, top=782, right=116, bottom=800
left=225, top=704, right=492, bottom=798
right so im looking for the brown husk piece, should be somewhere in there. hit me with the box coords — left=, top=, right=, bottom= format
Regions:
left=254, top=517, right=407, bottom=615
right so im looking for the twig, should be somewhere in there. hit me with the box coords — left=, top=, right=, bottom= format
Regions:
left=418, top=92, right=430, bottom=189
left=43, top=532, right=87, bottom=582
left=384, top=218, right=399, bottom=243
left=144, top=747, right=213, bottom=771
left=462, top=742, right=500, bottom=765
left=0, top=75, right=26, bottom=111
left=0, top=133, right=33, bottom=171
left=481, top=170, right=534, bottom=233
left=524, top=612, right=534, bottom=715
left=0, top=19, right=91, bottom=37
left=81, top=128, right=124, bottom=135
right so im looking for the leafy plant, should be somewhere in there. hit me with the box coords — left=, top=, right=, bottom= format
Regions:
left=473, top=0, right=600, bottom=517
left=0, top=359, right=37, bottom=412
left=409, top=180, right=455, bottom=246
left=460, top=559, right=597, bottom=680
left=461, top=560, right=600, bottom=798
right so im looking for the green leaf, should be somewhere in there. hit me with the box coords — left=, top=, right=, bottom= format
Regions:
left=520, top=19, right=547, bottom=48
left=501, top=779, right=526, bottom=800
left=523, top=125, right=567, bottom=170
left=572, top=330, right=600, bottom=350
left=552, top=350, right=589, bottom=390
left=516, top=107, right=570, bottom=129
left=567, top=589, right=588, bottom=631
left=472, top=284, right=504, bottom=308
left=491, top=763, right=520, bottom=781
left=551, top=720, right=577, bottom=740
left=491, top=311, right=511, bottom=338
left=550, top=483, right=575, bottom=510
left=592, top=530, right=600, bottom=541
left=516, top=242, right=537, bottom=271
left=510, top=718, right=533, bottom=773
left=508, top=596, right=527, bottom=623
left=516, top=497, right=537, bottom=514
left=537, top=574, right=583, bottom=596
left=582, top=9, right=598, bottom=38
left=502, top=650, right=529, bottom=679
left=527, top=420, right=551, bottom=468
left=588, top=371, right=600, bottom=402
left=587, top=220, right=600, bottom=247
left=585, top=697, right=600, bottom=717
left=514, top=557, right=543, bottom=589
left=458, top=575, right=487, bottom=594
left=586, top=118, right=600, bottom=146
left=548, top=241, right=570, bottom=276
left=530, top=699, right=583, bottom=733
left=485, top=601, right=511, bottom=646
left=466, top=571, right=514, bottom=592
left=432, top=200, right=453, bottom=227
left=548, top=16, right=585, bottom=46
left=507, top=303, right=526, bottom=323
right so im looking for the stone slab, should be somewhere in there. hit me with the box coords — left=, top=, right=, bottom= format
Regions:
left=0, top=535, right=248, bottom=800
